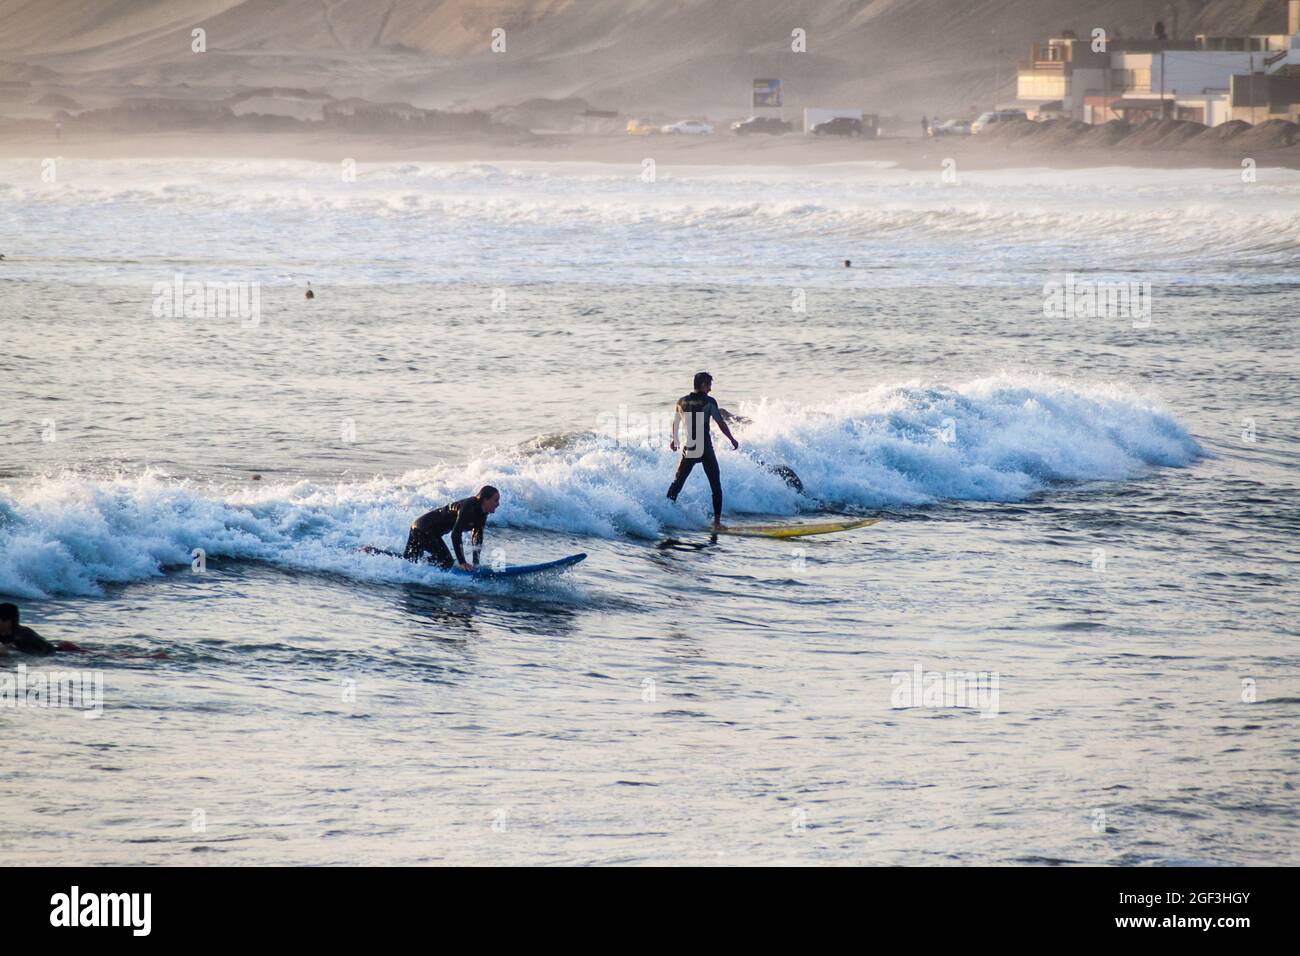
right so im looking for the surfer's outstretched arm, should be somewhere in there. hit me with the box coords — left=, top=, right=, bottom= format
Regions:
left=713, top=408, right=739, bottom=450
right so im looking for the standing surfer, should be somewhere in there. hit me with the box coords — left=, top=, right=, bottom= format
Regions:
left=666, top=372, right=738, bottom=530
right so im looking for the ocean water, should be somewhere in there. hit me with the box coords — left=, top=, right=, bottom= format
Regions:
left=0, top=158, right=1296, bottom=865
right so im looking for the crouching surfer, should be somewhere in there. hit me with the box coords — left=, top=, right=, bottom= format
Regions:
left=402, top=485, right=500, bottom=571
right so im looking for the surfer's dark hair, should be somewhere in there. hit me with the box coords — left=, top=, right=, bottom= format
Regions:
left=694, top=371, right=712, bottom=390
left=0, top=603, right=17, bottom=623
left=477, top=485, right=500, bottom=501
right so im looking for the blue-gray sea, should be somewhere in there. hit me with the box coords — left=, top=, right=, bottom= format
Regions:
left=0, top=158, right=1296, bottom=864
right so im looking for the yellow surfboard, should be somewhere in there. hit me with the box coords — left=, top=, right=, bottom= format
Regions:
left=712, top=517, right=880, bottom=539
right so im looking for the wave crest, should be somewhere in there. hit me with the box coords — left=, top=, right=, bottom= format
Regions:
left=0, top=376, right=1201, bottom=597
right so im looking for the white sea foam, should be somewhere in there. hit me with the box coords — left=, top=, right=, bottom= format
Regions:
left=0, top=375, right=1201, bottom=597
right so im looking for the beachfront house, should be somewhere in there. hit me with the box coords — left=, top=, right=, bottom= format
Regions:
left=1014, top=33, right=1114, bottom=120
left=1015, top=0, right=1300, bottom=126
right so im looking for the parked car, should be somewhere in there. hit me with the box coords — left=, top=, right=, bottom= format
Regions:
left=731, top=116, right=793, bottom=135
left=971, top=109, right=1028, bottom=134
left=626, top=119, right=659, bottom=135
left=812, top=116, right=863, bottom=137
left=928, top=119, right=971, bottom=137
left=661, top=120, right=714, bottom=135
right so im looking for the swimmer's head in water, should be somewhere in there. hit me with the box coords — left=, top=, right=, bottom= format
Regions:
left=693, top=371, right=712, bottom=393
left=478, top=485, right=501, bottom=514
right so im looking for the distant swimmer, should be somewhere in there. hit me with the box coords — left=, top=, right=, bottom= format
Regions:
left=305, top=283, right=314, bottom=299
left=403, top=485, right=500, bottom=571
left=0, top=603, right=84, bottom=655
left=844, top=259, right=851, bottom=268
left=667, top=371, right=738, bottom=530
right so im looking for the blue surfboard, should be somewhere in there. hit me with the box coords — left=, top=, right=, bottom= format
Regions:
left=359, top=547, right=585, bottom=579
left=453, top=553, right=587, bottom=578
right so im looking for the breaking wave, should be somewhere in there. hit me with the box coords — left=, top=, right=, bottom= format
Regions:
left=0, top=375, right=1201, bottom=597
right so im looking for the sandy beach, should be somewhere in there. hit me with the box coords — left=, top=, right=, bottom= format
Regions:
left=4, top=126, right=1299, bottom=170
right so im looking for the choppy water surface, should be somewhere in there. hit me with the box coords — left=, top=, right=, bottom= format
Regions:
left=0, top=159, right=1296, bottom=864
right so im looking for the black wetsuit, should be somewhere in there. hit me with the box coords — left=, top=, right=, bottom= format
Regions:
left=667, top=391, right=725, bottom=519
left=403, top=496, right=488, bottom=568
left=2, top=624, right=57, bottom=656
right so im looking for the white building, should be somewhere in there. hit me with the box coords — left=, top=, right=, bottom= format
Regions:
left=1017, top=0, right=1300, bottom=125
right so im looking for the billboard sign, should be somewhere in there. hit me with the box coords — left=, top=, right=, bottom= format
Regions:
left=753, top=79, right=783, bottom=108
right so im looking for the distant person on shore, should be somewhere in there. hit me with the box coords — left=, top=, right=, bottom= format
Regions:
left=0, top=603, right=84, bottom=655
left=305, top=282, right=315, bottom=299
left=666, top=371, right=739, bottom=530
left=402, top=486, right=500, bottom=571
left=921, top=115, right=929, bottom=138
